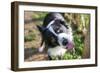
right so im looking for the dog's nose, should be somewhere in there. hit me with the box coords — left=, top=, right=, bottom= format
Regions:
left=62, top=39, right=68, bottom=46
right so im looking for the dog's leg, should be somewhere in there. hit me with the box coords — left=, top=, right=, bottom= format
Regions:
left=38, top=43, right=45, bottom=52
left=38, top=39, right=45, bottom=52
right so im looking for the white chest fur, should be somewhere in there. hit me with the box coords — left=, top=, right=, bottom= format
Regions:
left=47, top=46, right=67, bottom=57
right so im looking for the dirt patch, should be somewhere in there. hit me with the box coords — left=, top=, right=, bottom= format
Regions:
left=25, top=53, right=48, bottom=61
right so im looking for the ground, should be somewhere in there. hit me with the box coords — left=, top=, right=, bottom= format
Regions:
left=24, top=12, right=49, bottom=61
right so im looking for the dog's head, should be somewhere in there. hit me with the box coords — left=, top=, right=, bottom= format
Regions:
left=37, top=13, right=74, bottom=51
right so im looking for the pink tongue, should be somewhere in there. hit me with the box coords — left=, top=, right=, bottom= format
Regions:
left=66, top=42, right=74, bottom=49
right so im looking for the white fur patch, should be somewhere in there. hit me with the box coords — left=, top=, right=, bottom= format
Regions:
left=38, top=43, right=45, bottom=52
left=47, top=46, right=67, bottom=57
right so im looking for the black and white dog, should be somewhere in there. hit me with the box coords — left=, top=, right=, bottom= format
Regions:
left=37, top=12, right=74, bottom=60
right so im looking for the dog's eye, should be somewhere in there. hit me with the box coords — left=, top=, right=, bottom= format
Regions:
left=56, top=29, right=63, bottom=33
left=60, top=21, right=69, bottom=29
left=60, top=21, right=65, bottom=25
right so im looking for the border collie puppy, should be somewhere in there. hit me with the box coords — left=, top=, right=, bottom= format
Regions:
left=37, top=12, right=74, bottom=60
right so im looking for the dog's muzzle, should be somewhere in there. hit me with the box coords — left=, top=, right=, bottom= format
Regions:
left=57, top=33, right=74, bottom=49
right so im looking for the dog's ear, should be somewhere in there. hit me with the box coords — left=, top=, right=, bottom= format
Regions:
left=37, top=25, right=45, bottom=33
left=37, top=25, right=46, bottom=52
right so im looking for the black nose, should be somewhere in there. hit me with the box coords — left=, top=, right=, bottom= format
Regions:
left=62, top=39, right=68, bottom=46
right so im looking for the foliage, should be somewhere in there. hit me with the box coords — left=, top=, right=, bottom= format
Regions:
left=24, top=33, right=36, bottom=42
left=61, top=14, right=89, bottom=60
left=73, top=33, right=84, bottom=56
left=31, top=12, right=48, bottom=26
left=32, top=12, right=48, bottom=21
